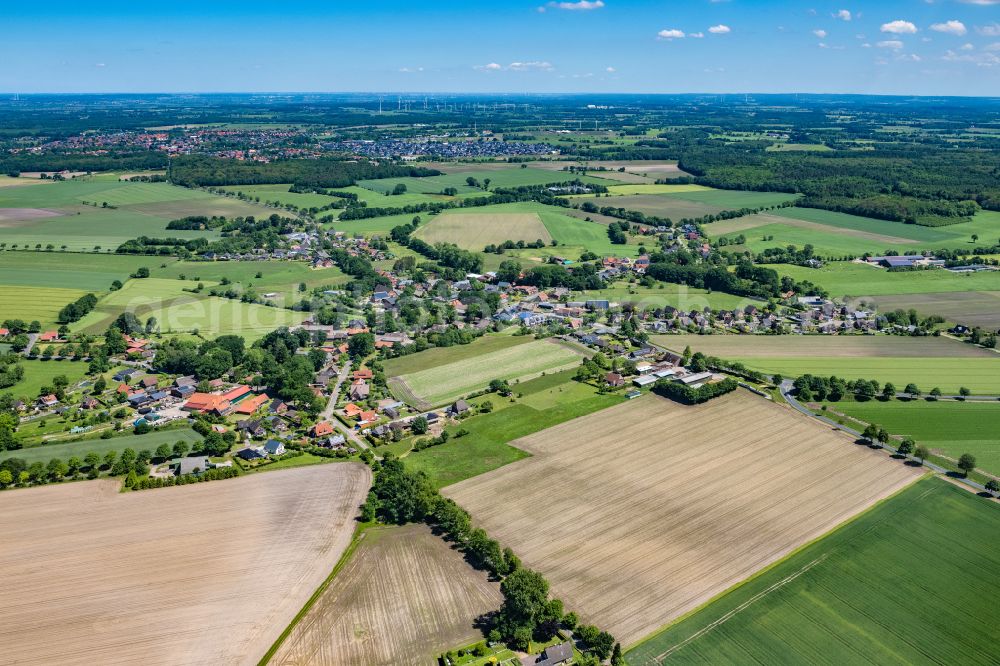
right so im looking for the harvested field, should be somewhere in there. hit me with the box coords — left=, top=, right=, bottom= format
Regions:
left=0, top=208, right=63, bottom=223
left=871, top=291, right=1000, bottom=330
left=389, top=338, right=588, bottom=408
left=0, top=464, right=371, bottom=666
left=653, top=333, right=993, bottom=358
left=414, top=212, right=552, bottom=250
left=444, top=391, right=922, bottom=647
left=271, top=523, right=502, bottom=666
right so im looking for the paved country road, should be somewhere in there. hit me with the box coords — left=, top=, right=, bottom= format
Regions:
left=779, top=380, right=989, bottom=495
left=320, top=360, right=370, bottom=452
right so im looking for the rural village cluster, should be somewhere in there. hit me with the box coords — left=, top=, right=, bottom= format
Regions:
left=0, top=92, right=998, bottom=666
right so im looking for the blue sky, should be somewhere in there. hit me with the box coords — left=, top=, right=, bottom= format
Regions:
left=3, top=0, right=999, bottom=95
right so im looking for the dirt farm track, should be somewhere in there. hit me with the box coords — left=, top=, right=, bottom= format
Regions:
left=0, top=464, right=370, bottom=666
left=444, top=390, right=923, bottom=647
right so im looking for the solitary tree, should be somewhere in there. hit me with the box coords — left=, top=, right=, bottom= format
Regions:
left=958, top=453, right=977, bottom=477
left=914, top=445, right=930, bottom=465
left=876, top=427, right=890, bottom=448
left=881, top=382, right=896, bottom=400
left=929, top=387, right=942, bottom=400
left=903, top=383, right=920, bottom=398
left=986, top=479, right=999, bottom=497
left=959, top=386, right=971, bottom=398
left=862, top=423, right=878, bottom=444
left=897, top=437, right=915, bottom=457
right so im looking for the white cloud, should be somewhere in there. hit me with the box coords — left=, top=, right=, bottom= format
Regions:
left=690, top=32, right=704, bottom=38
left=977, top=23, right=1000, bottom=36
left=813, top=29, right=828, bottom=38
left=605, top=66, right=616, bottom=72
left=877, top=40, right=904, bottom=49
left=930, top=20, right=967, bottom=35
left=95, top=63, right=106, bottom=68
left=897, top=53, right=922, bottom=62
left=708, top=24, right=731, bottom=34
left=943, top=48, right=1000, bottom=66
left=881, top=20, right=917, bottom=34
left=508, top=61, right=554, bottom=71
left=958, top=0, right=1000, bottom=4
left=960, top=42, right=975, bottom=50
left=475, top=63, right=503, bottom=71
left=986, top=42, right=1000, bottom=51
left=657, top=29, right=685, bottom=40
left=544, top=0, right=604, bottom=9
left=398, top=66, right=424, bottom=73
left=834, top=9, right=852, bottom=21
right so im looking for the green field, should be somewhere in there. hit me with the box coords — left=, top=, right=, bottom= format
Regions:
left=712, top=208, right=1000, bottom=256
left=627, top=478, right=1000, bottom=665
left=754, top=358, right=1000, bottom=394
left=338, top=185, right=448, bottom=208
left=387, top=336, right=587, bottom=408
left=413, top=211, right=552, bottom=250
left=576, top=284, right=759, bottom=311
left=665, top=189, right=800, bottom=209
left=0, top=251, right=169, bottom=291
left=328, top=211, right=424, bottom=236
left=5, top=359, right=91, bottom=400
left=1, top=427, right=202, bottom=465
left=140, top=295, right=308, bottom=340
left=770, top=262, right=1000, bottom=297
left=655, top=334, right=1000, bottom=394
left=822, top=399, right=1000, bottom=476
left=0, top=286, right=89, bottom=326
left=0, top=177, right=275, bottom=250
left=383, top=333, right=532, bottom=377
left=217, top=184, right=345, bottom=210
left=570, top=188, right=799, bottom=226
left=156, top=260, right=348, bottom=303
left=405, top=370, right=622, bottom=487
left=424, top=167, right=611, bottom=191
left=654, top=334, right=993, bottom=359
left=713, top=213, right=923, bottom=258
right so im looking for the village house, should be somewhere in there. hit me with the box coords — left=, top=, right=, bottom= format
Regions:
left=311, top=421, right=334, bottom=438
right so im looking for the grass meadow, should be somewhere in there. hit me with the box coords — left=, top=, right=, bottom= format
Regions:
left=626, top=478, right=1000, bottom=665
left=4, top=359, right=90, bottom=400
left=2, top=427, right=202, bottom=465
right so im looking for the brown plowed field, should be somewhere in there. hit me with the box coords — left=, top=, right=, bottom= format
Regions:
left=0, top=464, right=370, bottom=665
left=444, top=391, right=922, bottom=647
left=272, top=523, right=502, bottom=666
